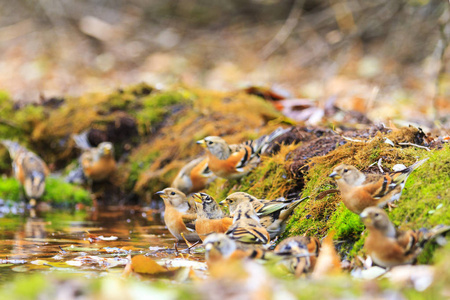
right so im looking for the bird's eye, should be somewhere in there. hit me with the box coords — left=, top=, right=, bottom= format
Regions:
left=208, top=141, right=213, bottom=145
left=170, top=192, right=176, bottom=196
left=343, top=169, right=348, bottom=173
left=374, top=213, right=379, bottom=217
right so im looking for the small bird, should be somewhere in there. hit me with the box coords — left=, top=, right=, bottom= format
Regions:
left=329, top=158, right=429, bottom=214
left=73, top=132, right=116, bottom=182
left=360, top=207, right=450, bottom=268
left=171, top=156, right=217, bottom=194
left=156, top=188, right=201, bottom=244
left=192, top=192, right=233, bottom=241
left=274, top=236, right=321, bottom=277
left=203, top=233, right=273, bottom=266
left=196, top=127, right=289, bottom=180
left=221, top=192, right=308, bottom=239
left=1, top=140, right=49, bottom=202
left=225, top=201, right=270, bottom=247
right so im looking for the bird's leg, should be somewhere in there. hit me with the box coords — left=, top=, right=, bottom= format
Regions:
left=180, top=232, right=194, bottom=248
left=387, top=202, right=397, bottom=211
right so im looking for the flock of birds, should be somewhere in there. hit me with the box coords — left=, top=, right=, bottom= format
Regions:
left=1, top=126, right=448, bottom=276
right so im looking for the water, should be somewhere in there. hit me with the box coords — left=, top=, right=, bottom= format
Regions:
left=0, top=205, right=206, bottom=283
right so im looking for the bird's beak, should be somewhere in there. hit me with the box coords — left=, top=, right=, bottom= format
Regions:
left=329, top=171, right=341, bottom=179
left=196, top=140, right=206, bottom=148
left=359, top=211, right=370, bottom=222
left=193, top=193, right=203, bottom=203
left=205, top=243, right=213, bottom=251
left=155, top=191, right=165, bottom=198
left=219, top=199, right=226, bottom=205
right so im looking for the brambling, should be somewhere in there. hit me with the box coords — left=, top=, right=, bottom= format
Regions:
left=192, top=192, right=233, bottom=241
left=329, top=158, right=429, bottom=214
left=274, top=236, right=320, bottom=276
left=171, top=156, right=217, bottom=194
left=156, top=188, right=201, bottom=244
left=203, top=233, right=273, bottom=266
left=1, top=140, right=49, bottom=201
left=196, top=127, right=289, bottom=180
left=221, top=192, right=308, bottom=239
left=225, top=201, right=270, bottom=247
left=360, top=207, right=450, bottom=268
left=73, top=133, right=116, bottom=182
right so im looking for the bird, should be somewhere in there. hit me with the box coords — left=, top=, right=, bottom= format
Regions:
left=156, top=187, right=201, bottom=244
left=220, top=192, right=308, bottom=239
left=192, top=192, right=233, bottom=241
left=274, top=236, right=321, bottom=277
left=171, top=156, right=217, bottom=194
left=72, top=132, right=116, bottom=182
left=196, top=127, right=289, bottom=180
left=1, top=140, right=49, bottom=202
left=225, top=201, right=270, bottom=248
left=203, top=233, right=274, bottom=266
left=329, top=158, right=429, bottom=214
left=360, top=207, right=450, bottom=268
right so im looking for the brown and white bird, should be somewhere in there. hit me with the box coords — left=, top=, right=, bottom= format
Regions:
left=196, top=127, right=289, bottom=180
left=73, top=132, right=116, bottom=182
left=329, top=158, right=428, bottom=214
left=225, top=201, right=270, bottom=248
left=171, top=156, right=217, bottom=194
left=360, top=207, right=450, bottom=268
left=192, top=192, right=233, bottom=241
left=1, top=140, right=49, bottom=201
left=156, top=188, right=200, bottom=244
left=221, top=192, right=308, bottom=239
left=274, top=236, right=321, bottom=277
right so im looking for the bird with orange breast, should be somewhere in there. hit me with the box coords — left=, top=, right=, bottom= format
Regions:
left=72, top=132, right=116, bottom=182
left=196, top=127, right=289, bottom=180
left=171, top=156, right=217, bottom=194
left=191, top=192, right=233, bottom=241
left=360, top=207, right=450, bottom=268
left=329, top=158, right=428, bottom=214
left=221, top=192, right=308, bottom=239
left=156, top=188, right=201, bottom=244
left=1, top=140, right=49, bottom=203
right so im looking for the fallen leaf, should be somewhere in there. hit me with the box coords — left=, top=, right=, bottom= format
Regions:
left=131, top=255, right=167, bottom=274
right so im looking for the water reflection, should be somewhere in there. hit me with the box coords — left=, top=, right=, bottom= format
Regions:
left=0, top=204, right=204, bottom=282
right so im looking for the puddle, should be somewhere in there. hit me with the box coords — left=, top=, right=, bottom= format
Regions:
left=0, top=204, right=205, bottom=283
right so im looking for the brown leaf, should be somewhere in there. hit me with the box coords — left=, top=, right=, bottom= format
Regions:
left=131, top=255, right=167, bottom=274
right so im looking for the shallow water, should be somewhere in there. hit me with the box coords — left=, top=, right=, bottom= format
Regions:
left=0, top=204, right=205, bottom=283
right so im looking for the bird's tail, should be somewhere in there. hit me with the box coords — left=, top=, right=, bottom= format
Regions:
left=419, top=224, right=450, bottom=248
left=392, top=157, right=429, bottom=184
left=279, top=196, right=309, bottom=219
left=250, top=127, right=290, bottom=156
left=408, top=157, right=430, bottom=173
left=72, top=131, right=92, bottom=150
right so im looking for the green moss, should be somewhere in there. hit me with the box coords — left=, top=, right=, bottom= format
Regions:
left=42, top=178, right=91, bottom=205
left=0, top=177, right=21, bottom=201
left=0, top=177, right=91, bottom=205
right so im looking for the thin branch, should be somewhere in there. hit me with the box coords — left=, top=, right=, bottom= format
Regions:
left=398, top=142, right=431, bottom=151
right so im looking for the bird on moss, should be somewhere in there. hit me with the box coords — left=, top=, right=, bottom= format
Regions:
left=274, top=236, right=321, bottom=277
left=1, top=140, right=49, bottom=203
left=192, top=192, right=233, bottom=241
left=329, top=158, right=429, bottom=214
left=73, top=132, right=116, bottom=182
left=196, top=127, right=289, bottom=180
left=156, top=188, right=201, bottom=244
left=225, top=201, right=270, bottom=248
left=171, top=156, right=217, bottom=194
left=360, top=207, right=450, bottom=268
left=221, top=192, right=308, bottom=239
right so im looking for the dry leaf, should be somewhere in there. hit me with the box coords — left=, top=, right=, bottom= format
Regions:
left=131, top=255, right=167, bottom=274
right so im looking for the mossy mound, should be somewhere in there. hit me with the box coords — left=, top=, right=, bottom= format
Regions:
left=0, top=177, right=91, bottom=206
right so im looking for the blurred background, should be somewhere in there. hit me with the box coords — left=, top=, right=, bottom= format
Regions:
left=0, top=0, right=448, bottom=125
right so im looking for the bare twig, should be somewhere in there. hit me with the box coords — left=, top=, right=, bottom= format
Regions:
left=260, top=0, right=304, bottom=59
left=377, top=158, right=384, bottom=173
left=398, top=142, right=431, bottom=151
